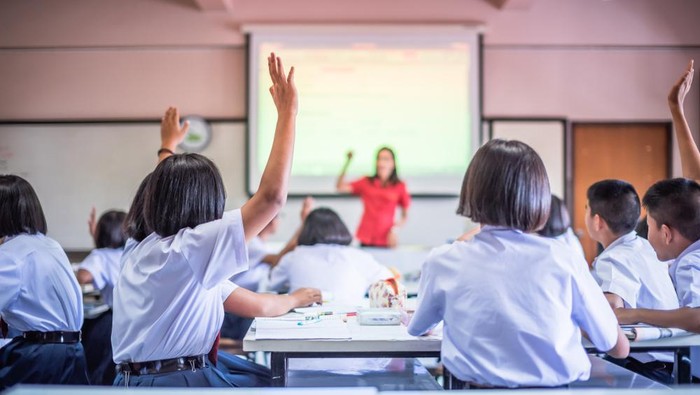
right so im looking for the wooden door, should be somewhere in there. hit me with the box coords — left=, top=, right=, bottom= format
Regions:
left=572, top=123, right=670, bottom=265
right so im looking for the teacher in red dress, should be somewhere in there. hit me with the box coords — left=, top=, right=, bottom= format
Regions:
left=336, top=147, right=411, bottom=248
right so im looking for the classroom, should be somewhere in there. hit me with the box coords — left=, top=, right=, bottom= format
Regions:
left=2, top=0, right=700, bottom=393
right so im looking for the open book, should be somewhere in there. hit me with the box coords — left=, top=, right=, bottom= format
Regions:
left=622, top=324, right=690, bottom=341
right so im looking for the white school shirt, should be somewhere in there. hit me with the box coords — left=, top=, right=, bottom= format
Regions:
left=111, top=210, right=248, bottom=363
left=555, top=228, right=586, bottom=263
left=668, top=239, right=700, bottom=377
left=231, top=236, right=271, bottom=292
left=0, top=233, right=83, bottom=332
left=268, top=244, right=393, bottom=306
left=78, top=247, right=124, bottom=308
left=408, top=226, right=619, bottom=388
left=591, top=231, right=678, bottom=363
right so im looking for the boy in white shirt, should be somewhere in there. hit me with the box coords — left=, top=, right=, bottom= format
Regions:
left=586, top=179, right=679, bottom=383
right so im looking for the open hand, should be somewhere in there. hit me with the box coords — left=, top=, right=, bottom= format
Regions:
left=160, top=107, right=189, bottom=150
left=668, top=60, right=695, bottom=109
left=268, top=53, right=297, bottom=116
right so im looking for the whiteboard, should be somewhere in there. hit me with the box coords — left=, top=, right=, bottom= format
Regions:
left=0, top=122, right=246, bottom=250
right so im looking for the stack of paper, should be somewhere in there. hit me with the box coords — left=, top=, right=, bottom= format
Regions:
left=255, top=315, right=352, bottom=340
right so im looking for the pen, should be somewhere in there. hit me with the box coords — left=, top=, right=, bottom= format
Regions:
left=297, top=318, right=322, bottom=326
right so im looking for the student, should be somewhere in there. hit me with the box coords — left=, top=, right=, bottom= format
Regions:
left=111, top=53, right=322, bottom=388
left=668, top=60, right=699, bottom=182
left=537, top=195, right=585, bottom=262
left=407, top=139, right=629, bottom=389
left=0, top=175, right=89, bottom=388
left=268, top=207, right=394, bottom=306
left=76, top=209, right=127, bottom=385
left=336, top=147, right=410, bottom=247
left=585, top=180, right=679, bottom=383
left=615, top=178, right=700, bottom=331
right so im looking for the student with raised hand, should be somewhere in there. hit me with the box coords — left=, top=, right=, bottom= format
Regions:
left=77, top=208, right=128, bottom=385
left=336, top=147, right=410, bottom=247
left=669, top=60, right=700, bottom=182
left=407, top=139, right=629, bottom=389
left=268, top=207, right=394, bottom=306
left=585, top=180, right=678, bottom=383
left=616, top=178, right=700, bottom=331
left=111, top=53, right=322, bottom=388
left=537, top=195, right=585, bottom=262
left=0, top=175, right=89, bottom=389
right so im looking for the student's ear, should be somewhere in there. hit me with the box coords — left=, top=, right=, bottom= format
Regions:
left=660, top=223, right=674, bottom=245
left=592, top=214, right=604, bottom=232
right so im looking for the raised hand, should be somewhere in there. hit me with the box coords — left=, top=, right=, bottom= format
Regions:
left=668, top=60, right=694, bottom=110
left=301, top=196, right=315, bottom=221
left=268, top=53, right=298, bottom=116
left=346, top=151, right=354, bottom=161
left=87, top=206, right=97, bottom=240
left=160, top=107, right=190, bottom=152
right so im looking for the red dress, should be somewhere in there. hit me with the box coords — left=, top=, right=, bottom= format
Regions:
left=350, top=177, right=411, bottom=247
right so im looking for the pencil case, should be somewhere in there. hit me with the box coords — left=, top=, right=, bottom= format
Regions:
left=357, top=308, right=402, bottom=326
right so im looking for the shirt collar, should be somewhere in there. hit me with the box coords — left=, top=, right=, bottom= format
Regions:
left=605, top=230, right=637, bottom=251
left=676, top=238, right=700, bottom=263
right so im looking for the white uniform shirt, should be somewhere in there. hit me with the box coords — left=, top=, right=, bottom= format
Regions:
left=554, top=228, right=586, bottom=263
left=111, top=210, right=248, bottom=363
left=78, top=247, right=124, bottom=308
left=408, top=226, right=619, bottom=387
left=669, top=239, right=700, bottom=308
left=231, top=236, right=271, bottom=292
left=0, top=233, right=83, bottom=332
left=591, top=231, right=678, bottom=363
left=268, top=244, right=393, bottom=306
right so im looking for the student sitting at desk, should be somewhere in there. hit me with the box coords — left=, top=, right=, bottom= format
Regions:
left=0, top=175, right=89, bottom=389
left=537, top=194, right=585, bottom=263
left=77, top=208, right=128, bottom=385
left=585, top=180, right=679, bottom=383
left=407, top=139, right=629, bottom=389
left=268, top=207, right=394, bottom=306
left=615, top=178, right=700, bottom=331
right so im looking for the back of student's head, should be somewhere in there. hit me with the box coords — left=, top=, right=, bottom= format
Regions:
left=538, top=195, right=570, bottom=238
left=124, top=173, right=152, bottom=242
left=145, top=154, right=226, bottom=238
left=635, top=216, right=649, bottom=239
left=298, top=208, right=353, bottom=246
left=643, top=178, right=700, bottom=242
left=95, top=210, right=127, bottom=249
left=0, top=175, right=47, bottom=237
left=457, top=139, right=550, bottom=232
left=587, top=180, right=640, bottom=235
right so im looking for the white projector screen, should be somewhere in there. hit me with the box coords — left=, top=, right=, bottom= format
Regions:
left=246, top=25, right=481, bottom=196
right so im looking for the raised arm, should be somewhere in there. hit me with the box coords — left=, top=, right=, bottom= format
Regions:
left=87, top=206, right=97, bottom=241
left=241, top=53, right=298, bottom=241
left=261, top=196, right=315, bottom=267
left=669, top=60, right=700, bottom=181
left=336, top=151, right=354, bottom=193
left=158, top=107, right=189, bottom=163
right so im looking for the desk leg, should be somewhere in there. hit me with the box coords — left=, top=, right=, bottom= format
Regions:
left=271, top=352, right=287, bottom=387
left=675, top=347, right=692, bottom=385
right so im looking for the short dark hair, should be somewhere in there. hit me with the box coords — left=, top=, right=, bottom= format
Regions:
left=457, top=139, right=550, bottom=232
left=0, top=175, right=47, bottom=237
left=371, top=146, right=401, bottom=186
left=587, top=180, right=640, bottom=235
left=144, top=154, right=226, bottom=238
left=636, top=216, right=649, bottom=239
left=94, top=210, right=127, bottom=249
left=538, top=195, right=570, bottom=238
left=124, top=173, right=152, bottom=242
left=298, top=208, right=353, bottom=246
left=643, top=178, right=700, bottom=242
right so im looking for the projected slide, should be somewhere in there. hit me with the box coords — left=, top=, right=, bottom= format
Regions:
left=248, top=26, right=481, bottom=195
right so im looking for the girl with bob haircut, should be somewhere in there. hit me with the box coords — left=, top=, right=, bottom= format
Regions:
left=0, top=175, right=88, bottom=388
left=111, top=53, right=321, bottom=388
left=408, top=139, right=629, bottom=389
left=268, top=207, right=393, bottom=306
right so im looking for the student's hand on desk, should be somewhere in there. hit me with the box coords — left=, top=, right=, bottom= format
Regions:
left=87, top=206, right=97, bottom=240
left=268, top=52, right=297, bottom=116
left=160, top=107, right=189, bottom=151
left=668, top=59, right=694, bottom=110
left=290, top=287, right=322, bottom=307
left=614, top=307, right=639, bottom=325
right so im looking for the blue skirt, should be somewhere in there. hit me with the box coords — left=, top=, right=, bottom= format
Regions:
left=81, top=309, right=115, bottom=385
left=217, top=351, right=271, bottom=387
left=0, top=337, right=90, bottom=389
left=113, top=364, right=234, bottom=387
